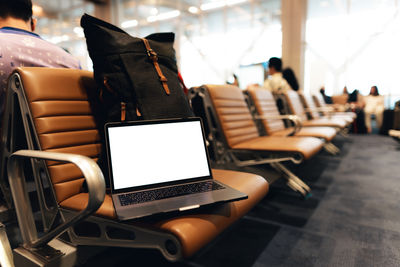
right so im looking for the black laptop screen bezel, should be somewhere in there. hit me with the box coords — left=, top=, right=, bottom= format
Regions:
left=104, top=117, right=214, bottom=194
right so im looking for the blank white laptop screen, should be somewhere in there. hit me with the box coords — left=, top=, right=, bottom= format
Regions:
left=108, top=121, right=211, bottom=190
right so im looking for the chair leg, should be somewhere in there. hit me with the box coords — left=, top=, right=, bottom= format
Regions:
left=0, top=223, right=13, bottom=267
left=270, top=162, right=311, bottom=198
left=339, top=127, right=349, bottom=137
left=323, top=142, right=340, bottom=155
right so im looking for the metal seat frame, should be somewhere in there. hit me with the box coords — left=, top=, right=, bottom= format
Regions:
left=189, top=86, right=313, bottom=197
left=0, top=72, right=184, bottom=266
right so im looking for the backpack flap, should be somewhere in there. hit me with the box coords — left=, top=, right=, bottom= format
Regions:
left=81, top=13, right=193, bottom=121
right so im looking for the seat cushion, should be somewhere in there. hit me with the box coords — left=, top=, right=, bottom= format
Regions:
left=303, top=118, right=347, bottom=128
left=336, top=112, right=356, bottom=119
left=270, top=126, right=337, bottom=142
left=231, top=136, right=323, bottom=160
left=59, top=169, right=269, bottom=258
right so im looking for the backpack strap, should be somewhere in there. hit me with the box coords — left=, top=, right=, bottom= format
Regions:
left=142, top=38, right=170, bottom=95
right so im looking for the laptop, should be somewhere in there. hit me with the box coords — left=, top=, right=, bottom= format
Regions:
left=105, top=117, right=248, bottom=220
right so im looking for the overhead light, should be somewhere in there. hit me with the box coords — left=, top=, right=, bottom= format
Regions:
left=32, top=4, right=44, bottom=16
left=73, top=27, right=84, bottom=38
left=227, top=0, right=247, bottom=6
left=150, top=7, right=159, bottom=16
left=200, top=1, right=225, bottom=11
left=320, top=1, right=329, bottom=7
left=188, top=6, right=199, bottom=14
left=200, top=0, right=247, bottom=11
left=49, top=35, right=70, bottom=44
left=121, top=19, right=138, bottom=28
left=147, top=10, right=180, bottom=23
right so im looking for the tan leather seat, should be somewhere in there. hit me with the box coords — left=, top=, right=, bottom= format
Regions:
left=60, top=169, right=267, bottom=257
left=284, top=90, right=347, bottom=129
left=15, top=67, right=269, bottom=259
left=205, top=84, right=324, bottom=160
left=247, top=88, right=337, bottom=142
left=313, top=94, right=356, bottom=120
left=301, top=94, right=352, bottom=125
left=331, top=94, right=348, bottom=105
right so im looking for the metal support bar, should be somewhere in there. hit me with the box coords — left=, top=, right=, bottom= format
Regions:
left=0, top=223, right=14, bottom=267
left=324, top=142, right=340, bottom=155
left=339, top=127, right=350, bottom=137
left=255, top=114, right=303, bottom=136
left=61, top=209, right=183, bottom=262
left=8, top=150, right=105, bottom=249
left=230, top=151, right=303, bottom=167
left=270, top=162, right=311, bottom=197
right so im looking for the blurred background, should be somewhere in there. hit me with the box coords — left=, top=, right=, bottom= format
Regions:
left=31, top=0, right=400, bottom=107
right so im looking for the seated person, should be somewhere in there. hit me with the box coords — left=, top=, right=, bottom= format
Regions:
left=364, top=86, right=384, bottom=133
left=331, top=86, right=350, bottom=111
left=319, top=86, right=333, bottom=104
left=348, top=89, right=367, bottom=133
left=263, top=57, right=292, bottom=93
left=0, top=0, right=80, bottom=120
left=282, top=67, right=299, bottom=91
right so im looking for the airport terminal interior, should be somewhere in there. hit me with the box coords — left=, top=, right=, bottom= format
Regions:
left=1, top=0, right=400, bottom=266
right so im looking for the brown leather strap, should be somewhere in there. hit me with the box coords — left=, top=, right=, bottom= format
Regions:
left=121, top=102, right=126, bottom=121
left=142, top=38, right=170, bottom=95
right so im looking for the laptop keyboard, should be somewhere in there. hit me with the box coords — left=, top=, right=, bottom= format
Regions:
left=118, top=181, right=225, bottom=206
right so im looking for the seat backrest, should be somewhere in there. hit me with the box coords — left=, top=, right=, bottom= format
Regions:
left=206, top=84, right=260, bottom=148
left=15, top=67, right=101, bottom=203
left=283, top=90, right=308, bottom=121
left=331, top=94, right=348, bottom=105
left=313, top=94, right=326, bottom=108
left=300, top=93, right=321, bottom=119
left=313, top=94, right=330, bottom=116
left=246, top=88, right=286, bottom=134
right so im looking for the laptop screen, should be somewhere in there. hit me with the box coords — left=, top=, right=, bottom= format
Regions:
left=107, top=119, right=211, bottom=191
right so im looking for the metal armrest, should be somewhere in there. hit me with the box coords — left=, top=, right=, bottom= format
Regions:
left=255, top=114, right=302, bottom=136
left=304, top=107, right=334, bottom=118
left=8, top=150, right=105, bottom=249
left=304, top=107, right=333, bottom=112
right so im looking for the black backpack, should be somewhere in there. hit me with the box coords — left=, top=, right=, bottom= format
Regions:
left=81, top=14, right=194, bottom=186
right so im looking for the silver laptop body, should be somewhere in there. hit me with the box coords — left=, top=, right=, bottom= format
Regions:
left=105, top=117, right=247, bottom=220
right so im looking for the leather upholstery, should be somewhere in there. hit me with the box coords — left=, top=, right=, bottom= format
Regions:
left=283, top=90, right=308, bottom=121
left=302, top=118, right=346, bottom=128
left=246, top=88, right=286, bottom=134
left=247, top=88, right=336, bottom=141
left=303, top=94, right=352, bottom=124
left=300, top=94, right=321, bottom=119
left=15, top=67, right=269, bottom=259
left=331, top=94, right=348, bottom=105
left=60, top=169, right=268, bottom=258
left=302, top=95, right=351, bottom=125
left=313, top=94, right=356, bottom=120
left=232, top=136, right=322, bottom=160
left=270, top=127, right=336, bottom=142
left=205, top=84, right=323, bottom=159
left=18, top=67, right=100, bottom=203
left=206, top=84, right=260, bottom=147
left=284, top=91, right=346, bottom=129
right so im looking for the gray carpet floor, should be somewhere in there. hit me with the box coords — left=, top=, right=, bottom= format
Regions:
left=80, top=134, right=400, bottom=266
left=250, top=134, right=400, bottom=267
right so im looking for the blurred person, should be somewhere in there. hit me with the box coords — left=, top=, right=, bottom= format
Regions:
left=319, top=86, right=333, bottom=104
left=0, top=0, right=80, bottom=119
left=226, top=73, right=239, bottom=87
left=342, top=86, right=349, bottom=95
left=364, top=86, right=384, bottom=133
left=282, top=67, right=299, bottom=91
left=348, top=89, right=365, bottom=109
left=348, top=89, right=367, bottom=133
left=263, top=57, right=292, bottom=93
